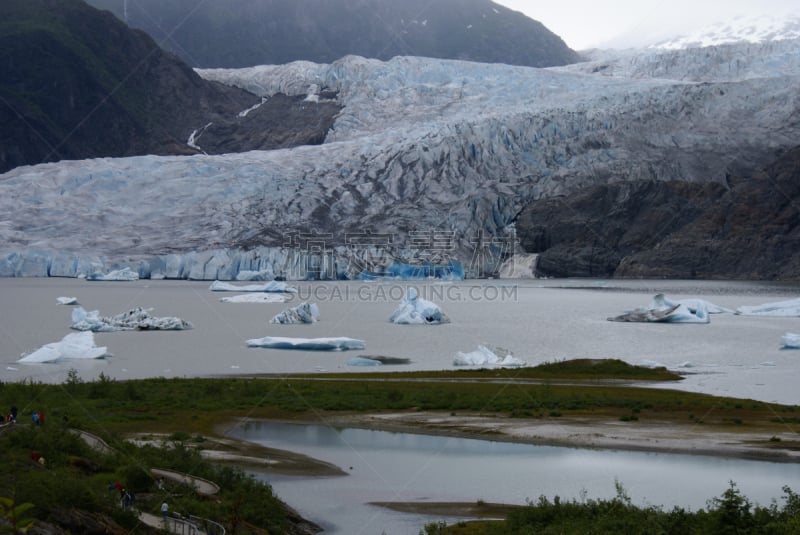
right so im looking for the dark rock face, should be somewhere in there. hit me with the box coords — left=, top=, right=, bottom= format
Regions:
left=0, top=0, right=340, bottom=173
left=516, top=147, right=800, bottom=280
left=87, top=0, right=581, bottom=68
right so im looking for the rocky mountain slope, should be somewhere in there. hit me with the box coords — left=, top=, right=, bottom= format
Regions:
left=0, top=0, right=340, bottom=173
left=87, top=0, right=580, bottom=68
left=1, top=33, right=798, bottom=280
left=517, top=146, right=800, bottom=279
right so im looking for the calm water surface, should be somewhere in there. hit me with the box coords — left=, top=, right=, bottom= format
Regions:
left=234, top=421, right=800, bottom=535
left=2, top=278, right=800, bottom=533
left=2, top=278, right=799, bottom=404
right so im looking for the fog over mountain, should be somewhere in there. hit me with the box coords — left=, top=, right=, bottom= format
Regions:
left=2, top=33, right=798, bottom=279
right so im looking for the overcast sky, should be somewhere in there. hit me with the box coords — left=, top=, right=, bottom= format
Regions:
left=494, top=0, right=800, bottom=49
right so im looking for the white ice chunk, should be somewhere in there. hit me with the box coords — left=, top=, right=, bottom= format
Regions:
left=246, top=336, right=365, bottom=351
left=18, top=332, right=109, bottom=363
left=453, top=345, right=525, bottom=367
left=389, top=287, right=450, bottom=324
left=782, top=333, right=800, bottom=349
left=86, top=267, right=139, bottom=281
left=608, top=294, right=710, bottom=323
left=270, top=302, right=320, bottom=324
left=56, top=296, right=79, bottom=305
left=220, top=294, right=288, bottom=303
left=71, top=307, right=193, bottom=332
left=648, top=294, right=732, bottom=314
left=735, top=298, right=800, bottom=317
left=209, top=280, right=297, bottom=293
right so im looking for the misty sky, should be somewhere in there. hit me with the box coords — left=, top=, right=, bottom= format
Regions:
left=495, top=0, right=800, bottom=49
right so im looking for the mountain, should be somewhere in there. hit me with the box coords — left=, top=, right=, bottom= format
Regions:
left=517, top=147, right=800, bottom=279
left=86, top=0, right=581, bottom=68
left=1, top=36, right=798, bottom=280
left=0, top=0, right=340, bottom=173
left=652, top=13, right=800, bottom=50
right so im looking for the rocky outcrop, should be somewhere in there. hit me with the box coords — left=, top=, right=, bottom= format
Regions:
left=516, top=147, right=800, bottom=280
left=87, top=0, right=581, bottom=68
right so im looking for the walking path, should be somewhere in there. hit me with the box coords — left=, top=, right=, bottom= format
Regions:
left=75, top=430, right=224, bottom=533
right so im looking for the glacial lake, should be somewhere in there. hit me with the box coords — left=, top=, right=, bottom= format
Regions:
left=233, top=421, right=800, bottom=535
left=1, top=278, right=799, bottom=533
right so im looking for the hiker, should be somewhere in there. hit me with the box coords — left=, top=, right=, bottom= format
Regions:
left=9, top=405, right=17, bottom=423
left=161, top=501, right=168, bottom=520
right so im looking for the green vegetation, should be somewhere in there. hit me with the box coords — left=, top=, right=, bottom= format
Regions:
left=1, top=360, right=799, bottom=533
left=422, top=482, right=800, bottom=534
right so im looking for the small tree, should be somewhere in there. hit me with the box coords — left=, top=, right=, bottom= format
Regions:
left=0, top=496, right=35, bottom=534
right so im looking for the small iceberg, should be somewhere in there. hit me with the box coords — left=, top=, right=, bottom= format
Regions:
left=270, top=302, right=320, bottom=324
left=608, top=294, right=710, bottom=323
left=56, top=296, right=79, bottom=305
left=735, top=298, right=800, bottom=317
left=389, top=288, right=450, bottom=324
left=346, top=355, right=411, bottom=366
left=246, top=336, right=365, bottom=351
left=782, top=333, right=800, bottom=349
left=18, top=332, right=110, bottom=363
left=220, top=294, right=288, bottom=303
left=453, top=345, right=526, bottom=367
left=71, top=307, right=193, bottom=332
left=86, top=267, right=139, bottom=281
left=346, top=357, right=384, bottom=366
left=209, top=280, right=297, bottom=293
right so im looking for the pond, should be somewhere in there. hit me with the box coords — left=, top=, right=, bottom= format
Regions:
left=233, top=421, right=800, bottom=535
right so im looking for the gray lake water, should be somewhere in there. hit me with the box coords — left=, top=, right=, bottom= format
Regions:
left=2, top=278, right=799, bottom=533
left=233, top=421, right=800, bottom=535
left=2, top=278, right=799, bottom=404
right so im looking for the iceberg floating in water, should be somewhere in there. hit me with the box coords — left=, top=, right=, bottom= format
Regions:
left=346, top=357, right=384, bottom=366
left=270, top=302, right=320, bottom=324
left=782, top=333, right=800, bottom=349
left=389, top=287, right=450, bottom=324
left=246, top=336, right=365, bottom=351
left=209, top=280, right=297, bottom=293
left=71, top=307, right=193, bottom=332
left=56, top=296, right=79, bottom=305
left=220, top=294, right=288, bottom=303
left=646, top=294, right=732, bottom=314
left=453, top=345, right=526, bottom=367
left=735, top=298, right=800, bottom=317
left=608, top=294, right=710, bottom=323
left=18, top=332, right=110, bottom=363
left=86, top=267, right=139, bottom=281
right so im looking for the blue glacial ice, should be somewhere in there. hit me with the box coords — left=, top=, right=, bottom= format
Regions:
left=782, top=333, right=800, bottom=349
left=389, top=287, right=450, bottom=325
left=608, top=294, right=711, bottom=323
left=209, top=280, right=297, bottom=293
left=735, top=298, right=800, bottom=317
left=246, top=336, right=365, bottom=351
left=86, top=267, right=139, bottom=281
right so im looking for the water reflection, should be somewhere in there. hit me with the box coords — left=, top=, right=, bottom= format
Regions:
left=233, top=421, right=800, bottom=535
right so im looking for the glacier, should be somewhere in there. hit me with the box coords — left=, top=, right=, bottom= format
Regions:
left=1, top=40, right=800, bottom=278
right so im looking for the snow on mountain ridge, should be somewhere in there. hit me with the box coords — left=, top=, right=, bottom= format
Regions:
left=2, top=43, right=799, bottom=279
left=653, top=13, right=800, bottom=50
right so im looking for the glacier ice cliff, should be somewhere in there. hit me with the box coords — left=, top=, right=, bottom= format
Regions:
left=1, top=41, right=799, bottom=279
